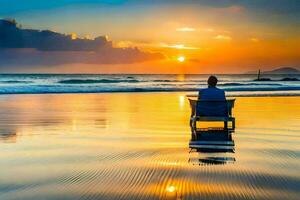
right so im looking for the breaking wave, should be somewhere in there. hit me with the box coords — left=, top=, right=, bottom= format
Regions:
left=58, top=79, right=140, bottom=84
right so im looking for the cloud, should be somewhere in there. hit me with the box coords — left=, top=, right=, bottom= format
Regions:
left=202, top=28, right=215, bottom=32
left=188, top=58, right=202, bottom=63
left=161, top=43, right=200, bottom=50
left=0, top=19, right=111, bottom=51
left=176, top=27, right=196, bottom=32
left=0, top=19, right=164, bottom=69
left=223, top=5, right=245, bottom=13
left=214, top=35, right=232, bottom=40
left=250, top=37, right=259, bottom=42
left=0, top=48, right=163, bottom=67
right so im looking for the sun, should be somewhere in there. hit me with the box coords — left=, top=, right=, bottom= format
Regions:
left=177, top=56, right=185, bottom=62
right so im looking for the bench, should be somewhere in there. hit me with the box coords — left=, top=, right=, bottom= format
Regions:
left=188, top=98, right=236, bottom=133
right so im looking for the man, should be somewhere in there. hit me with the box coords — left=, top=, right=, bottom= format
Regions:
left=198, top=75, right=225, bottom=101
left=196, top=75, right=227, bottom=118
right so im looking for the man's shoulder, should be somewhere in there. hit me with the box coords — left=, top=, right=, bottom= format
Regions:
left=215, top=87, right=225, bottom=93
left=200, top=88, right=209, bottom=92
left=201, top=87, right=224, bottom=92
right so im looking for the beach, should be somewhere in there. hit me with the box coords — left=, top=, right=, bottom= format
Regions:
left=0, top=92, right=299, bottom=200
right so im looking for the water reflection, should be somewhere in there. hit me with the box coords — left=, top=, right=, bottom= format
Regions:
left=0, top=94, right=108, bottom=143
left=0, top=94, right=299, bottom=200
left=189, top=130, right=236, bottom=165
left=164, top=185, right=180, bottom=200
left=0, top=127, right=17, bottom=143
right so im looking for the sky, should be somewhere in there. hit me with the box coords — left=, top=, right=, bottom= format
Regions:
left=0, top=0, right=300, bottom=74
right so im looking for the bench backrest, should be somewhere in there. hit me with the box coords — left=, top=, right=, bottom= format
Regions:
left=196, top=100, right=228, bottom=117
left=188, top=99, right=235, bottom=117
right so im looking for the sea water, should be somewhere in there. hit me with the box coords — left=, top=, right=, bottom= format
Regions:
left=0, top=74, right=300, bottom=95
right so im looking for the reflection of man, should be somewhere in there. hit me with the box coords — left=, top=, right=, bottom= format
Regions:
left=198, top=76, right=226, bottom=101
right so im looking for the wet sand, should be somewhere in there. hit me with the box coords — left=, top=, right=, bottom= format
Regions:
left=0, top=93, right=299, bottom=200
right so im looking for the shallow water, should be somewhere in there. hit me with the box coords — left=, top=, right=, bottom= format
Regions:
left=0, top=93, right=299, bottom=200
left=1, top=74, right=300, bottom=95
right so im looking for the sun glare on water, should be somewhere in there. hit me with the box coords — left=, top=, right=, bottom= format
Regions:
left=166, top=186, right=176, bottom=193
left=177, top=56, right=185, bottom=62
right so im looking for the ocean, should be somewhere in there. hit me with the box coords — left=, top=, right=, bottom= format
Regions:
left=1, top=74, right=300, bottom=96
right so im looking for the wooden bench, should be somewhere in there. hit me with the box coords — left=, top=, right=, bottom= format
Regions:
left=188, top=98, right=236, bottom=133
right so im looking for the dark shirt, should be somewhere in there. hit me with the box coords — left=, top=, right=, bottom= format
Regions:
left=197, top=87, right=227, bottom=116
left=198, top=87, right=226, bottom=101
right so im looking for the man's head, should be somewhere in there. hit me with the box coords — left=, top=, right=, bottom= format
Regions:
left=207, top=75, right=218, bottom=87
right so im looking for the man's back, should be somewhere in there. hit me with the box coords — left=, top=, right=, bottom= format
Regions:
left=197, top=76, right=227, bottom=117
left=199, top=87, right=226, bottom=101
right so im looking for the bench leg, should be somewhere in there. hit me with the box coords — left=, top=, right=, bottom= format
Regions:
left=190, top=119, right=194, bottom=134
left=191, top=131, right=197, bottom=140
left=190, top=118, right=194, bottom=128
left=192, top=120, right=197, bottom=133
left=190, top=117, right=197, bottom=140
left=232, top=119, right=235, bottom=130
left=224, top=121, right=228, bottom=130
left=190, top=117, right=196, bottom=129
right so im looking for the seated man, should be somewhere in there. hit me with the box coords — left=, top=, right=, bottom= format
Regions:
left=198, top=75, right=225, bottom=101
left=197, top=76, right=227, bottom=117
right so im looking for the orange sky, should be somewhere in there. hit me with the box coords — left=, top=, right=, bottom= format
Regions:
left=1, top=1, right=300, bottom=73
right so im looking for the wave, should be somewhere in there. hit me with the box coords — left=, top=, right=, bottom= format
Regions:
left=0, top=80, right=287, bottom=86
left=156, top=82, right=283, bottom=87
left=58, top=79, right=140, bottom=84
left=1, top=74, right=300, bottom=96
left=253, top=77, right=300, bottom=82
left=58, top=79, right=202, bottom=84
left=219, top=83, right=282, bottom=86
left=152, top=80, right=181, bottom=82
left=58, top=79, right=196, bottom=84
left=280, top=78, right=300, bottom=81
left=0, top=81, right=33, bottom=84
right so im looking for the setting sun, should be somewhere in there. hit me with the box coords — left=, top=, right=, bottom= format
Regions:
left=178, top=56, right=185, bottom=62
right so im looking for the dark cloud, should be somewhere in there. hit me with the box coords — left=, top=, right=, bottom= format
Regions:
left=0, top=19, right=164, bottom=69
left=0, top=19, right=110, bottom=51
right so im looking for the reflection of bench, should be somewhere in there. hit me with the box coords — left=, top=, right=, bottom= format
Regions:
left=188, top=99, right=236, bottom=133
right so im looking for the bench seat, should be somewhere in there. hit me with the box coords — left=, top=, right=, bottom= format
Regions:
left=192, top=116, right=235, bottom=122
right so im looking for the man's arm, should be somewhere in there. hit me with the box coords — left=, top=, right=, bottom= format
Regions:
left=222, top=90, right=226, bottom=100
left=198, top=90, right=202, bottom=100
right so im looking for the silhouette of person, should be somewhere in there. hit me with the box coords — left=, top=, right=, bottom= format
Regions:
left=198, top=75, right=225, bottom=101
